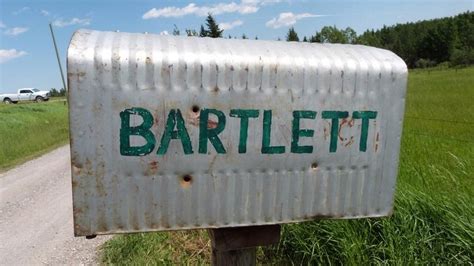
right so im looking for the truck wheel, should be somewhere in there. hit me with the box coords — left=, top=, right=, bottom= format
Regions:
left=3, top=98, right=12, bottom=104
left=35, top=96, right=44, bottom=102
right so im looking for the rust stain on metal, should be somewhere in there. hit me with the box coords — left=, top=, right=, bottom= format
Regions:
left=187, top=110, right=200, bottom=127
left=71, top=178, right=79, bottom=188
left=67, top=29, right=407, bottom=235
left=344, top=136, right=355, bottom=147
left=68, top=71, right=86, bottom=77
left=97, top=219, right=108, bottom=232
left=74, top=223, right=89, bottom=236
left=83, top=159, right=92, bottom=175
left=323, top=121, right=330, bottom=140
left=375, top=132, right=380, bottom=152
left=338, top=118, right=354, bottom=141
left=207, top=119, right=218, bottom=129
left=96, top=162, right=107, bottom=197
left=208, top=155, right=218, bottom=172
left=145, top=161, right=159, bottom=176
left=348, top=118, right=355, bottom=127
left=305, top=214, right=339, bottom=220
left=72, top=165, right=82, bottom=175
left=73, top=207, right=84, bottom=216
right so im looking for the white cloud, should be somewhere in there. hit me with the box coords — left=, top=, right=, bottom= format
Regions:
left=4, top=27, right=29, bottom=36
left=265, top=12, right=325, bottom=29
left=13, top=7, right=30, bottom=15
left=160, top=30, right=169, bottom=35
left=52, top=17, right=91, bottom=27
left=142, top=0, right=281, bottom=19
left=219, top=20, right=244, bottom=30
left=0, top=49, right=28, bottom=63
left=0, top=21, right=6, bottom=29
left=40, top=10, right=50, bottom=16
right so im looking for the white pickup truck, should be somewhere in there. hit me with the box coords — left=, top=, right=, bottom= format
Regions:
left=1, top=88, right=50, bottom=104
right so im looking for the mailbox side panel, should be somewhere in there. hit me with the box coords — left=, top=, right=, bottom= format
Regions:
left=68, top=30, right=407, bottom=236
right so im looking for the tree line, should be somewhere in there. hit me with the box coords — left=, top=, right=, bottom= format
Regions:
left=45, top=12, right=471, bottom=94
left=172, top=11, right=473, bottom=68
left=49, top=88, right=66, bottom=97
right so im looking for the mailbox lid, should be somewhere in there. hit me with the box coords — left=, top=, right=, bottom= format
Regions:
left=68, top=29, right=407, bottom=236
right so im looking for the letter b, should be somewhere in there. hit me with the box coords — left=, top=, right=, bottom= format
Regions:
left=120, top=107, right=156, bottom=156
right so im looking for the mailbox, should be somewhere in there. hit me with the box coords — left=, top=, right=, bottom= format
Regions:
left=68, top=29, right=407, bottom=236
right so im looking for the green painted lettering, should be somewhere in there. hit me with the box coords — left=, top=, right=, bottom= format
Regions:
left=230, top=109, right=259, bottom=153
left=322, top=111, right=349, bottom=153
left=262, top=110, right=285, bottom=154
left=120, top=107, right=156, bottom=156
left=199, top=109, right=226, bottom=154
left=157, top=109, right=193, bottom=155
left=291, top=111, right=317, bottom=153
left=352, top=111, right=377, bottom=152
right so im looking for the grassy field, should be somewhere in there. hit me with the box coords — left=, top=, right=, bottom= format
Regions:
left=101, top=67, right=474, bottom=264
left=0, top=100, right=69, bottom=171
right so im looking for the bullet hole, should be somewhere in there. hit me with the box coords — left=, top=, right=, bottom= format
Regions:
left=311, top=162, right=319, bottom=170
left=192, top=105, right=200, bottom=113
left=183, top=174, right=192, bottom=183
left=180, top=174, right=193, bottom=189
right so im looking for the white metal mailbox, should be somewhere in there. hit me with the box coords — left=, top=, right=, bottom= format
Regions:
left=68, top=29, right=407, bottom=236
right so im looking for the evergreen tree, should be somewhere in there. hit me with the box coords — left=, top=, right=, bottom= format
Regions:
left=354, top=11, right=473, bottom=67
left=177, top=10, right=473, bottom=68
left=172, top=24, right=180, bottom=36
left=205, top=13, right=223, bottom=38
left=49, top=88, right=59, bottom=97
left=309, top=33, right=321, bottom=43
left=199, top=25, right=207, bottom=37
left=357, top=29, right=381, bottom=46
left=286, top=27, right=299, bottom=41
left=186, top=29, right=198, bottom=37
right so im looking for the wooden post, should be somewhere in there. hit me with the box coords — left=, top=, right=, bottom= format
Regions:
left=208, top=225, right=281, bottom=266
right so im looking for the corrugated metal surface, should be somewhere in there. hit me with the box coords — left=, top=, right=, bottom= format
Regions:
left=67, top=29, right=407, bottom=236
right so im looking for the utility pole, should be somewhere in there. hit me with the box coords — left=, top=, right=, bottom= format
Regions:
left=49, top=23, right=67, bottom=102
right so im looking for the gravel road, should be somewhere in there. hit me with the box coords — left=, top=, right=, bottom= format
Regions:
left=0, top=145, right=110, bottom=265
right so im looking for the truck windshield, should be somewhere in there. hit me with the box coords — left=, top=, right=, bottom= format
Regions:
left=32, top=89, right=40, bottom=92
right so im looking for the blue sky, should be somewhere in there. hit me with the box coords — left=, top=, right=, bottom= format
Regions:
left=0, top=0, right=472, bottom=93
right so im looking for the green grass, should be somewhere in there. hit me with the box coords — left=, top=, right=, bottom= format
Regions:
left=101, top=67, right=472, bottom=264
left=102, top=231, right=211, bottom=265
left=0, top=101, right=69, bottom=171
